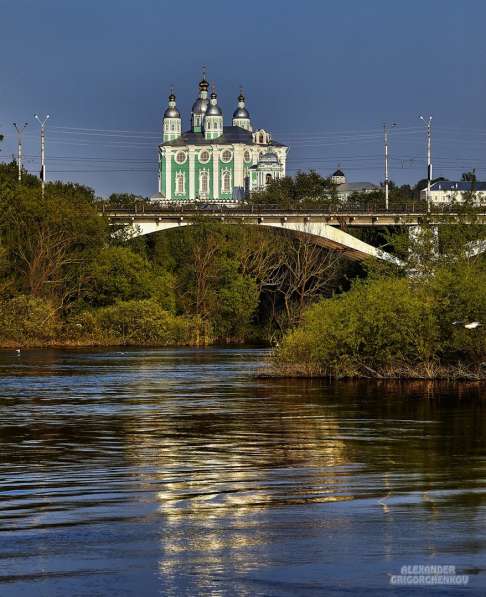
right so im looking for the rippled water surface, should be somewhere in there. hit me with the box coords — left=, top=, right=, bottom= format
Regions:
left=0, top=347, right=485, bottom=595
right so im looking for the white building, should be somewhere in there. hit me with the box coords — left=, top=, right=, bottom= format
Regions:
left=156, top=75, right=288, bottom=204
left=421, top=181, right=486, bottom=205
left=330, top=168, right=379, bottom=201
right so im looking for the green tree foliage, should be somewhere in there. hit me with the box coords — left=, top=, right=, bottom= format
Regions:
left=276, top=210, right=486, bottom=378
left=66, top=299, right=197, bottom=346
left=277, top=277, right=439, bottom=376
left=80, top=246, right=175, bottom=311
left=461, top=170, right=477, bottom=183
left=0, top=295, right=59, bottom=343
left=277, top=259, right=486, bottom=378
left=248, top=170, right=336, bottom=208
left=0, top=166, right=107, bottom=304
left=105, top=193, right=148, bottom=208
left=159, top=223, right=261, bottom=340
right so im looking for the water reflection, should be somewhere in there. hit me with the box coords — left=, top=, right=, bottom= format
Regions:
left=0, top=348, right=485, bottom=594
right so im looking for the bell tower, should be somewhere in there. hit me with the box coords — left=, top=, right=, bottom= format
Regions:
left=162, top=89, right=181, bottom=142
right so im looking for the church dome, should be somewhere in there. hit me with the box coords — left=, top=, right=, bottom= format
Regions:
left=206, top=93, right=222, bottom=116
left=192, top=97, right=208, bottom=115
left=164, top=106, right=180, bottom=118
left=233, top=107, right=250, bottom=119
left=332, top=168, right=345, bottom=177
left=206, top=104, right=222, bottom=116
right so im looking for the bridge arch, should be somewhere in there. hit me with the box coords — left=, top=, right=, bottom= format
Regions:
left=118, top=218, right=401, bottom=264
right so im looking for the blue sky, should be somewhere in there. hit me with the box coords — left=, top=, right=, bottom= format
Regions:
left=1, top=0, right=486, bottom=196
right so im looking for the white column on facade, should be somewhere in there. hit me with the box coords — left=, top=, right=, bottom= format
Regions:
left=188, top=145, right=196, bottom=200
left=212, top=146, right=219, bottom=199
left=280, top=148, right=287, bottom=177
left=165, top=150, right=172, bottom=200
left=233, top=144, right=244, bottom=188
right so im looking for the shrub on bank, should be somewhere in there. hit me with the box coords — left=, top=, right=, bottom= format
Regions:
left=66, top=299, right=202, bottom=345
left=276, top=258, right=486, bottom=378
left=276, top=277, right=439, bottom=377
left=0, top=295, right=59, bottom=343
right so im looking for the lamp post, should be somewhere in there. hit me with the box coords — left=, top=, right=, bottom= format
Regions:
left=419, top=115, right=432, bottom=213
left=34, top=114, right=50, bottom=196
left=13, top=122, right=28, bottom=182
left=384, top=122, right=397, bottom=210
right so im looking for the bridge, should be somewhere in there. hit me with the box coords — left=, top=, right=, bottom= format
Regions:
left=100, top=203, right=486, bottom=263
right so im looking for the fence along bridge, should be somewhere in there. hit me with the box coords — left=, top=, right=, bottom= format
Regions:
left=100, top=203, right=486, bottom=263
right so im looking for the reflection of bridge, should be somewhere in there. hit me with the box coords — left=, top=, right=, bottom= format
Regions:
left=100, top=204, right=486, bottom=263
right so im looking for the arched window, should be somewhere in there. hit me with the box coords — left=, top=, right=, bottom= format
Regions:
left=222, top=170, right=231, bottom=193
left=266, top=173, right=273, bottom=185
left=200, top=170, right=209, bottom=194
left=176, top=172, right=185, bottom=194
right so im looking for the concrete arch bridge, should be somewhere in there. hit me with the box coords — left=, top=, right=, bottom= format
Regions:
left=100, top=204, right=486, bottom=263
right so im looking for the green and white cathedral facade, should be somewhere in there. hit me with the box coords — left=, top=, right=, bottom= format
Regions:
left=156, top=76, right=288, bottom=204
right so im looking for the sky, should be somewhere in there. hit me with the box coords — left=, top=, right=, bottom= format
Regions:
left=1, top=0, right=486, bottom=197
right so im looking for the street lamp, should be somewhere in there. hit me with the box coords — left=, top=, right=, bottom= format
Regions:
left=384, top=122, right=397, bottom=210
left=419, top=115, right=432, bottom=213
left=13, top=122, right=28, bottom=182
left=34, top=113, right=50, bottom=196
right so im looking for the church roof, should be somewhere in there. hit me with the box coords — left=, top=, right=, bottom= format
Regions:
left=337, top=182, right=379, bottom=192
left=161, top=126, right=286, bottom=147
left=429, top=181, right=486, bottom=192
left=233, top=107, right=250, bottom=119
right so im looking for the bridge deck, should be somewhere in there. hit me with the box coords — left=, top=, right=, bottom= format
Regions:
left=101, top=205, right=486, bottom=227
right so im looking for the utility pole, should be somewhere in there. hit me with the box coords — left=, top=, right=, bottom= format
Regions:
left=420, top=115, right=432, bottom=213
left=384, top=122, right=397, bottom=210
left=34, top=114, right=50, bottom=196
left=13, top=122, right=28, bottom=182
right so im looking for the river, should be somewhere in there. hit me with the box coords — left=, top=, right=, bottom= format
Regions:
left=0, top=347, right=485, bottom=595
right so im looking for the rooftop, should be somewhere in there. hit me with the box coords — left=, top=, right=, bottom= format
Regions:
left=161, top=126, right=286, bottom=148
left=430, top=181, right=486, bottom=192
left=337, top=182, right=379, bottom=192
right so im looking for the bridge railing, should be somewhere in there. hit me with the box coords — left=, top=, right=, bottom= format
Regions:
left=98, top=201, right=486, bottom=216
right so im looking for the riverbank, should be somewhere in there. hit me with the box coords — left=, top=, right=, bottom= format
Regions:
left=259, top=361, right=486, bottom=381
left=0, top=335, right=265, bottom=350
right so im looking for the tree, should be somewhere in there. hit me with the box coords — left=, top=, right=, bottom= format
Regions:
left=461, top=170, right=477, bottom=183
left=0, top=179, right=107, bottom=306
left=274, top=232, right=343, bottom=327
left=248, top=170, right=335, bottom=208
left=80, top=246, right=175, bottom=310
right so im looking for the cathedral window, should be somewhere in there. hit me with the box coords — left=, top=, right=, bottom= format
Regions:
left=244, top=150, right=251, bottom=163
left=200, top=170, right=209, bottom=194
left=199, top=150, right=210, bottom=164
left=175, top=151, right=187, bottom=164
left=266, top=173, right=273, bottom=185
left=221, top=149, right=233, bottom=163
left=176, top=172, right=185, bottom=194
left=222, top=170, right=231, bottom=193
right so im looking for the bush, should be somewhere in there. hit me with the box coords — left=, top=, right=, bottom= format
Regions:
left=427, top=262, right=486, bottom=363
left=81, top=246, right=176, bottom=311
left=277, top=277, right=439, bottom=376
left=0, top=295, right=59, bottom=343
left=66, top=299, right=200, bottom=345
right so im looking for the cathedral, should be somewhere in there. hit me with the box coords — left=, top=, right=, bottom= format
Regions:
left=156, top=74, right=288, bottom=203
